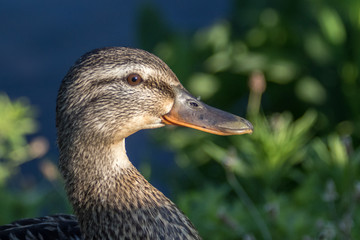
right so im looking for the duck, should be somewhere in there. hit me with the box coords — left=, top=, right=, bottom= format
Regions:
left=0, top=47, right=253, bottom=240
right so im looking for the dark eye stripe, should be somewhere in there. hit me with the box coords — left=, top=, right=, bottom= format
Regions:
left=142, top=79, right=175, bottom=98
left=90, top=78, right=119, bottom=87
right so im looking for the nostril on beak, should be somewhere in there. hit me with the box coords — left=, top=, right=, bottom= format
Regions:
left=189, top=101, right=199, bottom=108
left=187, top=99, right=200, bottom=108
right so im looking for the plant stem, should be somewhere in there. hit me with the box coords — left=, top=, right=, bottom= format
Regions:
left=226, top=169, right=272, bottom=240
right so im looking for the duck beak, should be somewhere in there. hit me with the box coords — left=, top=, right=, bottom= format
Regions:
left=161, top=86, right=253, bottom=135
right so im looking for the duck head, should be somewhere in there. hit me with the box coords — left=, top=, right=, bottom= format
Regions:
left=56, top=47, right=252, bottom=148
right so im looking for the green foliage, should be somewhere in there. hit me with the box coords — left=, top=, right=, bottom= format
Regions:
left=0, top=93, right=37, bottom=185
left=0, top=94, right=40, bottom=223
left=209, top=110, right=317, bottom=184
left=156, top=112, right=360, bottom=239
left=138, top=0, right=360, bottom=239
left=0, top=94, right=71, bottom=224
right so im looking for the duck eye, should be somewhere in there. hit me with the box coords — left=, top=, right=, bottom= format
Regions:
left=127, top=74, right=143, bottom=86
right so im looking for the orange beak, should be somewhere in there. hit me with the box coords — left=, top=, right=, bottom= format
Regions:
left=161, top=86, right=253, bottom=136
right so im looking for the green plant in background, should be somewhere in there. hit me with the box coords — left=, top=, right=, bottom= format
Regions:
left=0, top=93, right=37, bottom=185
left=0, top=93, right=40, bottom=223
left=138, top=0, right=360, bottom=239
left=208, top=109, right=317, bottom=186
left=0, top=94, right=70, bottom=224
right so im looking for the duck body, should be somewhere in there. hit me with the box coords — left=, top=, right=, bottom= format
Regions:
left=0, top=215, right=80, bottom=240
left=0, top=47, right=252, bottom=239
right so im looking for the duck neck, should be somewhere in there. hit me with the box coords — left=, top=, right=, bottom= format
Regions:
left=61, top=137, right=134, bottom=206
left=60, top=137, right=200, bottom=239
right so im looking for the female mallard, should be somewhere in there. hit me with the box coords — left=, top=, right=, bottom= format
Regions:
left=0, top=47, right=253, bottom=239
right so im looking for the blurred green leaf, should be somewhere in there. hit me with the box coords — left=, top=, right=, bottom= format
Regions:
left=304, top=32, right=332, bottom=64
left=318, top=7, right=346, bottom=45
left=188, top=73, right=220, bottom=100
left=295, top=76, right=327, bottom=105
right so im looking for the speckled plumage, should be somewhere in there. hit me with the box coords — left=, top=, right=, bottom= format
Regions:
left=74, top=165, right=200, bottom=240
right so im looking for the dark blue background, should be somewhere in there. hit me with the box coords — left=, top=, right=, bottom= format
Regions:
left=0, top=0, right=229, bottom=191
